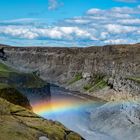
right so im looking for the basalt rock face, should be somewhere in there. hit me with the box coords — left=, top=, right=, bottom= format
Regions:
left=2, top=44, right=140, bottom=99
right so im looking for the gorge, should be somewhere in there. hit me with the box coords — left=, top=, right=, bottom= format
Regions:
left=0, top=43, right=140, bottom=140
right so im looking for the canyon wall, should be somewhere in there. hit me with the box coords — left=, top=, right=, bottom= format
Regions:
left=1, top=44, right=140, bottom=99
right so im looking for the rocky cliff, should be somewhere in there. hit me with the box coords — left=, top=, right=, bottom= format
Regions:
left=2, top=43, right=139, bottom=101
left=0, top=61, right=84, bottom=140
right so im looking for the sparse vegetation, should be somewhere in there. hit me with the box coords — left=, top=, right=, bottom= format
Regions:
left=84, top=74, right=108, bottom=92
left=127, top=77, right=140, bottom=84
left=0, top=62, right=13, bottom=72
left=83, top=83, right=93, bottom=91
left=0, top=62, right=46, bottom=88
left=68, top=72, right=83, bottom=85
left=0, top=62, right=19, bottom=77
left=89, top=80, right=108, bottom=92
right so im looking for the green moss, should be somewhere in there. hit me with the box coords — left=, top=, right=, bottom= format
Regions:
left=127, top=77, right=140, bottom=83
left=68, top=73, right=82, bottom=85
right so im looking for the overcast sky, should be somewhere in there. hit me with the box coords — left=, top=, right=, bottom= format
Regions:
left=0, top=0, right=140, bottom=47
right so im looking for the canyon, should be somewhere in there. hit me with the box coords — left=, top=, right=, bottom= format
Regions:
left=2, top=43, right=140, bottom=100
left=0, top=43, right=140, bottom=140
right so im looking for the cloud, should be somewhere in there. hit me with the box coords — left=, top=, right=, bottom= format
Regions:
left=104, top=39, right=128, bottom=44
left=48, top=0, right=63, bottom=10
left=0, top=26, right=97, bottom=41
left=65, top=18, right=91, bottom=24
left=87, top=8, right=104, bottom=15
left=0, top=5, right=140, bottom=46
left=105, top=24, right=137, bottom=34
left=117, top=19, right=140, bottom=25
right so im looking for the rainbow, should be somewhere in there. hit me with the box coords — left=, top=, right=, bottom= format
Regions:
left=33, top=98, right=100, bottom=116
left=32, top=96, right=140, bottom=117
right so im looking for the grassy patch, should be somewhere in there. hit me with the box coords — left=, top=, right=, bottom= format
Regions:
left=89, top=80, right=108, bottom=92
left=0, top=62, right=46, bottom=88
left=84, top=74, right=108, bottom=92
left=127, top=77, right=140, bottom=83
left=0, top=62, right=17, bottom=72
left=0, top=62, right=19, bottom=78
left=83, top=83, right=93, bottom=91
left=0, top=63, right=12, bottom=72
left=68, top=73, right=82, bottom=85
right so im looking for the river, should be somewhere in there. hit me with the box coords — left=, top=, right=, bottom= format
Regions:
left=31, top=85, right=114, bottom=140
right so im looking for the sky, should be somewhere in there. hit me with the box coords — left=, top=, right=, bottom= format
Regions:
left=0, top=0, right=140, bottom=47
